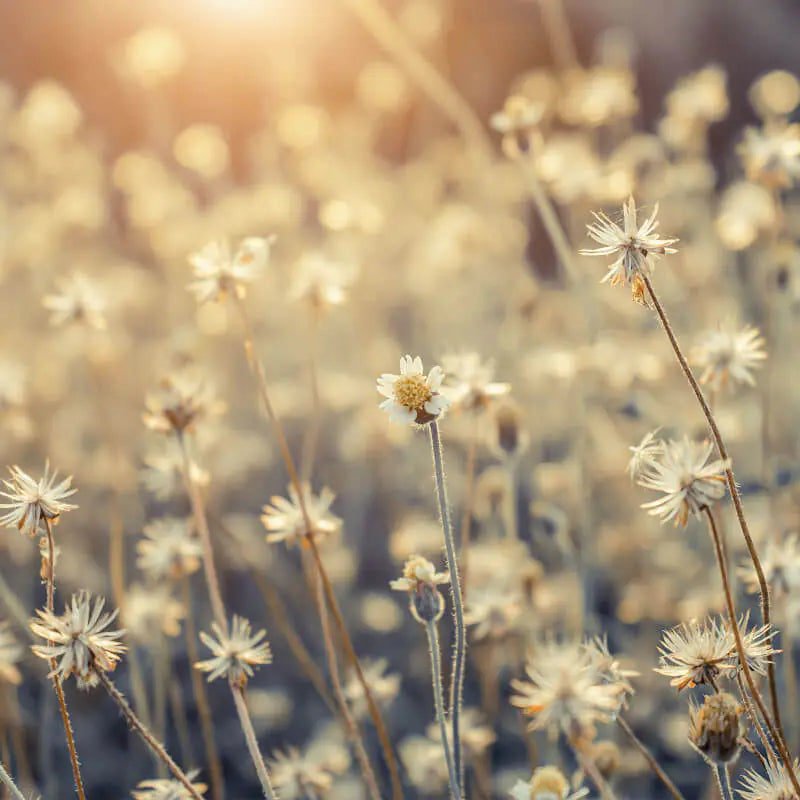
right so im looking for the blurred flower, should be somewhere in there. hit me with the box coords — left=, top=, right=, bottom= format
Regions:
left=195, top=616, right=271, bottom=687
left=665, top=65, right=729, bottom=126
left=559, top=67, right=638, bottom=128
left=688, top=692, right=744, bottom=765
left=344, top=658, right=400, bottom=721
left=425, top=707, right=496, bottom=761
left=137, top=516, right=202, bottom=581
left=377, top=355, right=449, bottom=426
left=656, top=617, right=733, bottom=690
left=269, top=743, right=348, bottom=800
left=510, top=765, right=588, bottom=800
left=261, top=483, right=341, bottom=547
left=289, top=252, right=354, bottom=311
left=626, top=428, right=662, bottom=481
left=132, top=772, right=207, bottom=800
left=464, top=583, right=522, bottom=640
left=739, top=121, right=800, bottom=188
left=440, top=352, right=511, bottom=412
left=0, top=623, right=22, bottom=685
left=715, top=181, right=776, bottom=250
left=113, top=26, right=186, bottom=88
left=42, top=272, right=107, bottom=330
left=637, top=437, right=729, bottom=527
left=738, top=533, right=800, bottom=596
left=140, top=444, right=209, bottom=500
left=583, top=636, right=638, bottom=704
left=123, top=583, right=185, bottom=641
left=0, top=462, right=77, bottom=537
left=580, top=196, right=678, bottom=304
left=491, top=95, right=543, bottom=157
left=187, top=237, right=273, bottom=304
left=739, top=759, right=800, bottom=800
left=30, top=590, right=125, bottom=689
left=692, top=323, right=767, bottom=391
left=143, top=372, right=226, bottom=436
left=749, top=70, right=800, bottom=119
left=488, top=400, right=529, bottom=461
left=390, top=554, right=448, bottom=623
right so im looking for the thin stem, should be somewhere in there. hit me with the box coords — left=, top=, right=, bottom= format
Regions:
left=568, top=737, right=617, bottom=800
left=428, top=420, right=466, bottom=794
left=180, top=575, right=225, bottom=800
left=43, top=519, right=86, bottom=800
left=537, top=0, right=579, bottom=70
left=703, top=507, right=800, bottom=794
left=735, top=672, right=779, bottom=770
left=230, top=685, right=279, bottom=800
left=0, top=761, right=24, bottom=800
left=644, top=275, right=787, bottom=753
left=425, top=621, right=459, bottom=800
left=95, top=669, right=204, bottom=800
left=721, top=765, right=735, bottom=800
left=616, top=715, right=685, bottom=800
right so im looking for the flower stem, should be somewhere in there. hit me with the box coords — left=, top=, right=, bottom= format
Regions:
left=95, top=668, right=204, bottom=800
left=735, top=672, right=779, bottom=770
left=0, top=760, right=24, bottom=800
left=568, top=736, right=617, bottom=800
left=643, top=274, right=787, bottom=751
left=230, top=685, right=279, bottom=800
left=425, top=621, right=460, bottom=800
left=428, top=420, right=466, bottom=795
left=616, top=715, right=685, bottom=800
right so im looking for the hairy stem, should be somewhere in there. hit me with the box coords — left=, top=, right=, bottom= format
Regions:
left=616, top=715, right=685, bottom=800
left=0, top=760, right=24, bottom=800
left=230, top=686, right=279, bottom=800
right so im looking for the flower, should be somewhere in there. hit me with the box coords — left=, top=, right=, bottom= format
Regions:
left=42, top=272, right=107, bottom=330
left=288, top=252, right=354, bottom=310
left=344, top=658, right=400, bottom=721
left=580, top=196, right=678, bottom=303
left=735, top=612, right=778, bottom=678
left=739, top=759, right=800, bottom=800
left=510, top=765, right=589, bottom=800
left=0, top=463, right=77, bottom=537
left=136, top=516, right=202, bottom=581
left=464, top=583, right=522, bottom=641
left=195, top=616, right=271, bottom=687
left=390, top=554, right=449, bottom=624
left=269, top=745, right=347, bottom=799
left=738, top=533, right=800, bottom=596
left=637, top=436, right=730, bottom=527
left=0, top=623, right=22, bottom=685
left=30, top=591, right=126, bottom=689
left=490, top=95, right=544, bottom=157
left=143, top=372, right=226, bottom=436
left=689, top=692, right=744, bottom=765
left=376, top=355, right=449, bottom=426
left=187, top=237, right=273, bottom=304
left=261, top=483, right=341, bottom=547
left=510, top=641, right=624, bottom=739
left=692, top=323, right=767, bottom=391
left=583, top=636, right=639, bottom=704
left=655, top=617, right=733, bottom=690
left=626, top=428, right=663, bottom=481
left=739, top=121, right=800, bottom=188
left=132, top=773, right=208, bottom=799
left=440, top=351, right=511, bottom=411
left=425, top=707, right=496, bottom=760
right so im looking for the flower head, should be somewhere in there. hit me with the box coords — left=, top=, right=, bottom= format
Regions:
left=136, top=516, right=202, bottom=581
left=261, top=483, right=341, bottom=547
left=187, top=237, right=273, bottom=304
left=377, top=355, right=449, bottom=426
left=440, top=351, right=511, bottom=412
left=689, top=692, right=745, bottom=765
left=491, top=95, right=544, bottom=157
left=344, top=658, right=400, bottom=721
left=738, top=533, right=800, bottom=596
left=580, top=196, right=678, bottom=303
left=509, top=765, right=589, bottom=800
left=626, top=428, right=663, bottom=481
left=739, top=759, right=800, bottom=800
left=0, top=462, right=77, bottom=537
left=30, top=591, right=126, bottom=689
left=390, top=554, right=449, bottom=623
left=195, top=615, right=271, bottom=687
left=656, top=617, right=733, bottom=690
left=42, top=272, right=107, bottom=330
left=739, top=121, right=800, bottom=188
left=132, top=773, right=207, bottom=800
left=692, top=323, right=767, bottom=391
left=269, top=744, right=347, bottom=800
left=143, top=372, right=225, bottom=436
left=637, top=436, right=730, bottom=526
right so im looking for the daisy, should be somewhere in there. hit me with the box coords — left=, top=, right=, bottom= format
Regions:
left=580, top=196, right=678, bottom=303
left=391, top=554, right=449, bottom=624
left=377, top=355, right=449, bottom=426
left=261, top=483, right=341, bottom=547
left=692, top=323, right=767, bottom=391
left=195, top=616, right=271, bottom=687
left=0, top=462, right=77, bottom=537
left=187, top=236, right=273, bottom=304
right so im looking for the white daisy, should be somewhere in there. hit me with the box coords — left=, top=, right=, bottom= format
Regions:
left=377, top=355, right=449, bottom=426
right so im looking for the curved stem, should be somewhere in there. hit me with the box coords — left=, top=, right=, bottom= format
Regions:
left=616, top=716, right=685, bottom=800
left=429, top=421, right=466, bottom=794
left=568, top=737, right=617, bottom=800
left=230, top=686, right=279, bottom=800
left=425, top=622, right=460, bottom=800
left=643, top=275, right=787, bottom=752
left=735, top=672, right=779, bottom=770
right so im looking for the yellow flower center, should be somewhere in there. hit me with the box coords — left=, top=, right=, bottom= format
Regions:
left=393, top=375, right=431, bottom=411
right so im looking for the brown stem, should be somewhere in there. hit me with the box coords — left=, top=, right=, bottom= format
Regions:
left=229, top=686, right=278, bottom=800
left=735, top=672, right=779, bottom=770
left=643, top=274, right=786, bottom=751
left=617, top=715, right=686, bottom=800
left=568, top=736, right=618, bottom=800
left=95, top=669, right=204, bottom=800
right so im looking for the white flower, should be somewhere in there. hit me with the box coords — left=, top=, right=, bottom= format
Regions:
left=187, top=237, right=273, bottom=304
left=692, top=323, right=767, bottom=391
left=42, top=272, right=107, bottom=330
left=0, top=463, right=77, bottom=537
left=440, top=351, right=511, bottom=411
left=261, top=483, right=341, bottom=547
left=195, top=616, right=271, bottom=687
left=739, top=759, right=800, bottom=800
left=377, top=355, right=449, bottom=426
left=626, top=428, right=663, bottom=481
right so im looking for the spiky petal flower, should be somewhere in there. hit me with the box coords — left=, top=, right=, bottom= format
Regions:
left=269, top=745, right=348, bottom=799
left=655, top=617, right=734, bottom=690
left=132, top=772, right=208, bottom=799
left=30, top=591, right=126, bottom=689
left=261, top=483, right=341, bottom=547
left=42, top=272, right=107, bottom=330
left=344, top=658, right=401, bottom=721
left=187, top=237, right=273, bottom=304
left=626, top=429, right=663, bottom=481
left=143, top=372, right=226, bottom=436
left=692, top=323, right=767, bottom=391
left=580, top=196, right=678, bottom=303
left=376, top=355, right=449, bottom=426
left=637, top=436, right=730, bottom=527
left=136, top=516, right=202, bottom=581
left=739, top=759, right=800, bottom=800
left=195, top=616, right=271, bottom=687
left=440, top=351, right=511, bottom=412
left=0, top=463, right=77, bottom=537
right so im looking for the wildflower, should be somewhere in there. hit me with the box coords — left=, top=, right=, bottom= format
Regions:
left=261, top=483, right=341, bottom=547
left=30, top=591, right=126, bottom=689
left=591, top=740, right=622, bottom=780
left=655, top=617, right=733, bottom=690
left=739, top=121, right=800, bottom=188
left=734, top=612, right=778, bottom=678
left=689, top=692, right=744, bottom=764
left=739, top=759, right=800, bottom=800
left=344, top=658, right=400, bottom=721
left=637, top=436, right=730, bottom=527
left=509, top=765, right=589, bottom=800
left=187, top=237, right=273, bottom=304
left=0, top=463, right=77, bottom=537
left=42, top=272, right=107, bottom=330
left=490, top=95, right=543, bottom=157
left=440, top=351, right=511, bottom=411
left=136, top=516, right=202, bottom=581
left=289, top=252, right=353, bottom=310
left=510, top=641, right=624, bottom=740
left=123, top=583, right=185, bottom=641
left=580, top=196, right=678, bottom=303
left=559, top=67, right=638, bottom=128
left=583, top=636, right=638, bottom=704
left=140, top=444, right=209, bottom=500
left=738, top=533, right=800, bottom=596
left=376, top=355, right=449, bottom=426
left=425, top=707, right=496, bottom=760
left=143, top=372, right=225, bottom=436
left=0, top=623, right=22, bottom=685
left=390, top=554, right=448, bottom=624
left=195, top=616, right=271, bottom=687
left=692, top=323, right=767, bottom=391
left=626, top=428, right=662, bottom=481
left=269, top=745, right=347, bottom=799
left=464, top=583, right=522, bottom=640
left=132, top=773, right=208, bottom=800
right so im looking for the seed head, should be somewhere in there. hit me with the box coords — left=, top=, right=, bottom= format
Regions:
left=692, top=323, right=767, bottom=392
left=261, top=483, right=341, bottom=547
left=689, top=692, right=745, bottom=765
left=195, top=615, right=271, bottom=687
left=143, top=372, right=225, bottom=436
left=0, top=462, right=77, bottom=537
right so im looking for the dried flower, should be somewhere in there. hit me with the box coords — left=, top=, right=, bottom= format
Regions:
left=739, top=121, right=800, bottom=188
left=637, top=436, right=730, bottom=527
left=656, top=617, right=733, bottom=690
left=187, top=237, right=273, bottom=304
left=488, top=400, right=528, bottom=461
left=137, top=516, right=202, bottom=581
left=491, top=95, right=543, bottom=156
left=344, top=658, right=400, bottom=721
left=425, top=707, right=496, bottom=760
left=738, top=534, right=800, bottom=596
left=692, top=323, right=767, bottom=391
left=626, top=428, right=663, bottom=481
left=464, top=583, right=522, bottom=640
left=510, top=765, right=589, bottom=800
left=261, top=483, right=341, bottom=547
left=377, top=355, right=449, bottom=426
left=390, top=554, right=448, bottom=623
left=132, top=773, right=208, bottom=800
left=143, top=372, right=225, bottom=436
left=440, top=351, right=511, bottom=411
left=739, top=759, right=800, bottom=800
left=42, top=272, right=107, bottom=330
left=30, top=590, right=126, bottom=689
left=580, top=196, right=678, bottom=303
left=735, top=612, right=778, bottom=678
left=289, top=252, right=353, bottom=310
left=269, top=744, right=347, bottom=800
left=0, top=463, right=77, bottom=537
left=688, top=692, right=744, bottom=764
left=195, top=616, right=271, bottom=687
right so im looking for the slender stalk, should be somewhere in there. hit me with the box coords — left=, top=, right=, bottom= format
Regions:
left=568, top=737, right=617, bottom=800
left=735, top=672, right=779, bottom=770
left=643, top=274, right=786, bottom=751
left=702, top=507, right=800, bottom=794
left=616, top=715, right=685, bottom=800
left=537, top=0, right=579, bottom=70
left=95, top=668, right=204, bottom=800
left=721, top=765, right=735, bottom=800
left=43, top=519, right=86, bottom=800
left=428, top=420, right=466, bottom=793
left=230, top=686, right=279, bottom=800
left=168, top=675, right=193, bottom=769
left=425, top=621, right=459, bottom=800
left=0, top=761, right=24, bottom=800
left=154, top=631, right=168, bottom=777
left=180, top=575, right=225, bottom=800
